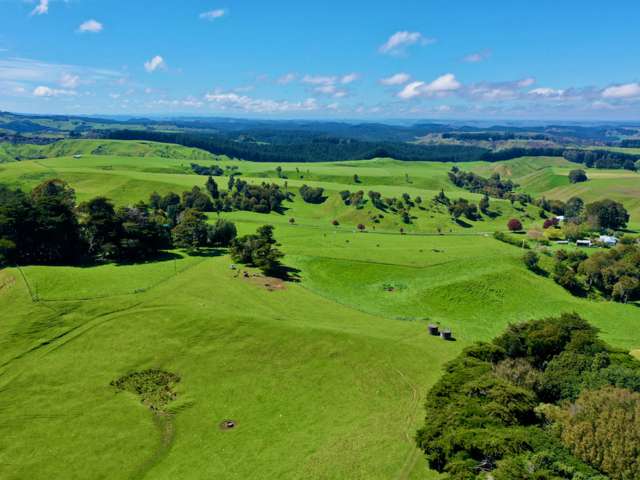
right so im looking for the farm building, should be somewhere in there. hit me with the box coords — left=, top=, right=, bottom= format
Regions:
left=576, top=239, right=592, bottom=247
left=598, top=235, right=618, bottom=246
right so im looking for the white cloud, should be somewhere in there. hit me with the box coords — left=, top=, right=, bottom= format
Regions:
left=144, top=55, right=166, bottom=73
left=302, top=75, right=336, bottom=85
left=423, top=73, right=461, bottom=94
left=340, top=73, right=359, bottom=84
left=380, top=73, right=410, bottom=86
left=204, top=90, right=319, bottom=113
left=602, top=83, right=640, bottom=99
left=397, top=74, right=461, bottom=100
left=30, top=0, right=49, bottom=16
left=277, top=73, right=297, bottom=85
left=199, top=9, right=226, bottom=21
left=463, top=49, right=491, bottom=63
left=379, top=31, right=435, bottom=55
left=529, top=87, right=565, bottom=98
left=517, top=77, right=536, bottom=88
left=59, top=73, right=79, bottom=88
left=301, top=74, right=354, bottom=97
left=33, top=85, right=76, bottom=97
left=398, top=81, right=426, bottom=99
left=78, top=20, right=103, bottom=33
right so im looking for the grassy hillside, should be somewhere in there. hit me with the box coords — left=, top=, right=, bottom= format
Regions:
left=0, top=140, right=638, bottom=479
left=0, top=139, right=215, bottom=163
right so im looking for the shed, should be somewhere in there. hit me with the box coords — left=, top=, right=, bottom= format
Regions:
left=576, top=239, right=592, bottom=247
left=428, top=324, right=439, bottom=336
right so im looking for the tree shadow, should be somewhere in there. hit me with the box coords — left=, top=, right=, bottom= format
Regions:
left=270, top=264, right=302, bottom=282
left=184, top=248, right=226, bottom=258
left=454, top=219, right=473, bottom=228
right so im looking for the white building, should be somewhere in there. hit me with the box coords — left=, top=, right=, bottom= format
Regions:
left=598, top=235, right=618, bottom=246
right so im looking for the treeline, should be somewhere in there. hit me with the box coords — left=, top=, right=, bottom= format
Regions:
left=0, top=179, right=238, bottom=266
left=479, top=147, right=565, bottom=162
left=550, top=243, right=640, bottom=302
left=448, top=166, right=516, bottom=198
left=442, top=132, right=549, bottom=141
left=563, top=149, right=639, bottom=170
left=106, top=129, right=488, bottom=163
left=416, top=313, right=640, bottom=479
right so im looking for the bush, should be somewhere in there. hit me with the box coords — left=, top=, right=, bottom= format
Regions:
left=507, top=218, right=523, bottom=231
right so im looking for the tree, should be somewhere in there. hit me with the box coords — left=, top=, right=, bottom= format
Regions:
left=229, top=224, right=283, bottom=275
left=507, top=218, right=523, bottom=232
left=353, top=174, right=361, bottom=184
left=182, top=186, right=213, bottom=212
left=206, top=218, right=237, bottom=247
left=78, top=197, right=121, bottom=259
left=29, top=179, right=82, bottom=264
left=299, top=184, right=325, bottom=204
left=172, top=209, right=208, bottom=250
left=585, top=199, right=629, bottom=231
left=479, top=194, right=490, bottom=214
left=568, top=169, right=588, bottom=183
left=332, top=219, right=339, bottom=226
left=565, top=197, right=584, bottom=219
left=205, top=176, right=219, bottom=199
left=357, top=223, right=365, bottom=232
left=555, top=387, right=640, bottom=480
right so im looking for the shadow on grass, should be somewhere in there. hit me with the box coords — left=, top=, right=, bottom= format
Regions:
left=184, top=248, right=225, bottom=258
left=270, top=264, right=302, bottom=282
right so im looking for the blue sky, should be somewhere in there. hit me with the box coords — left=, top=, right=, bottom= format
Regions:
left=1, top=0, right=640, bottom=120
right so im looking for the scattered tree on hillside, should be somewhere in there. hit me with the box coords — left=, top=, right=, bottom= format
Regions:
left=229, top=225, right=283, bottom=275
left=585, top=199, right=629, bottom=231
left=507, top=218, right=523, bottom=231
left=298, top=184, right=325, bottom=204
left=568, top=169, right=588, bottom=183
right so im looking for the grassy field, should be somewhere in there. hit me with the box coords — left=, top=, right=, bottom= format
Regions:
left=1, top=140, right=639, bottom=479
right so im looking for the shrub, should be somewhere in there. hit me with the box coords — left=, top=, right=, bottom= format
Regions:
left=507, top=218, right=523, bottom=231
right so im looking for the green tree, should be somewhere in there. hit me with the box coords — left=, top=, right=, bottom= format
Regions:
left=205, top=176, right=219, bottom=199
left=78, top=197, right=121, bottom=259
left=229, top=224, right=284, bottom=275
left=585, top=199, right=629, bottom=231
left=568, top=169, right=588, bottom=183
left=172, top=209, right=208, bottom=250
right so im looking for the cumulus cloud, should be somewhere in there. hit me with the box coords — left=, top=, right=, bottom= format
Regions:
left=399, top=74, right=461, bottom=99
left=380, top=73, right=410, bottom=86
left=277, top=73, right=296, bottom=85
left=529, top=87, right=566, bottom=98
left=301, top=73, right=356, bottom=97
left=199, top=9, right=226, bottom=20
left=379, top=31, right=435, bottom=55
left=602, top=83, right=640, bottom=99
left=59, top=73, right=79, bottom=88
left=33, top=85, right=76, bottom=97
left=78, top=20, right=103, bottom=33
left=30, top=0, right=48, bottom=16
left=463, top=49, right=491, bottom=63
left=204, top=90, right=319, bottom=113
left=144, top=55, right=166, bottom=73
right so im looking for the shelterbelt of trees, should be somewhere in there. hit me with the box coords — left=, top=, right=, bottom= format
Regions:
left=416, top=313, right=640, bottom=480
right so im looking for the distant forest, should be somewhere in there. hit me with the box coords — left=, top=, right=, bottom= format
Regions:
left=106, top=129, right=488, bottom=163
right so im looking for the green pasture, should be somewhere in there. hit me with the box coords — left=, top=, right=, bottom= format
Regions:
left=1, top=140, right=639, bottom=479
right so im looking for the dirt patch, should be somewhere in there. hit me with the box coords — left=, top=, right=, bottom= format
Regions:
left=239, top=272, right=286, bottom=291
